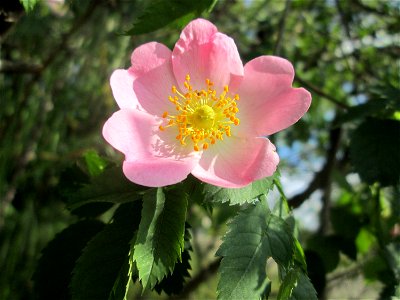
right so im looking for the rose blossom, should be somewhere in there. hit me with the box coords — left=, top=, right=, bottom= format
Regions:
left=102, top=18, right=311, bottom=188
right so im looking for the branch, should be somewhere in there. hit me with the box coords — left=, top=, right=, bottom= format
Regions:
left=295, top=74, right=350, bottom=109
left=170, top=258, right=221, bottom=299
left=0, top=60, right=42, bottom=73
left=352, top=0, right=391, bottom=16
left=288, top=126, right=342, bottom=209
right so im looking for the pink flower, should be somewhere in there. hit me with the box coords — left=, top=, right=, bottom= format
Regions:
left=102, top=19, right=311, bottom=188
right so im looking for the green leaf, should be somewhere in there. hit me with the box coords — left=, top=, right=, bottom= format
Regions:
left=19, top=0, right=39, bottom=12
left=277, top=267, right=317, bottom=300
left=277, top=268, right=300, bottom=300
left=154, top=226, right=192, bottom=295
left=216, top=199, right=293, bottom=300
left=83, top=150, right=108, bottom=177
left=335, top=97, right=400, bottom=125
left=33, top=220, right=105, bottom=300
left=304, top=250, right=326, bottom=298
left=60, top=167, right=115, bottom=218
left=133, top=188, right=188, bottom=290
left=66, top=167, right=148, bottom=210
left=350, top=118, right=400, bottom=186
left=306, top=235, right=340, bottom=272
left=289, top=270, right=317, bottom=300
left=70, top=202, right=142, bottom=300
left=125, top=0, right=217, bottom=35
left=293, top=238, right=307, bottom=272
left=202, top=172, right=279, bottom=206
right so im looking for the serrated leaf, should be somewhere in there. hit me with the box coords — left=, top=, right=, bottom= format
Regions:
left=66, top=167, right=148, bottom=210
left=293, top=238, right=307, bottom=272
left=154, top=226, right=192, bottom=295
left=289, top=270, right=317, bottom=300
left=350, top=118, right=400, bottom=187
left=33, top=220, right=105, bottom=300
left=125, top=0, right=216, bottom=35
left=277, top=268, right=300, bottom=300
left=216, top=199, right=293, bottom=300
left=133, top=188, right=188, bottom=290
left=70, top=202, right=142, bottom=300
left=202, top=172, right=279, bottom=206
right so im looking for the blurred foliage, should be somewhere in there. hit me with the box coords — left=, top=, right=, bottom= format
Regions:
left=1, top=0, right=399, bottom=299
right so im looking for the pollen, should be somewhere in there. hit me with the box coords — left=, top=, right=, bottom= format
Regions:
left=160, top=75, right=241, bottom=151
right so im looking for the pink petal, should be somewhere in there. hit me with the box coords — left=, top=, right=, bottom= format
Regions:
left=110, top=69, right=141, bottom=110
left=236, top=56, right=311, bottom=136
left=172, top=19, right=243, bottom=92
left=129, top=42, right=177, bottom=115
left=191, top=137, right=279, bottom=188
left=102, top=109, right=199, bottom=187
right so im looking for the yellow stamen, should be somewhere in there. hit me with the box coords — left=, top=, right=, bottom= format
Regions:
left=159, top=74, right=241, bottom=151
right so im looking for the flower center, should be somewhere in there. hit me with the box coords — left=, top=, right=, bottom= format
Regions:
left=190, top=105, right=215, bottom=129
left=159, top=75, right=240, bottom=152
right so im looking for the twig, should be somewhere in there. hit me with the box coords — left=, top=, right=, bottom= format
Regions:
left=352, top=0, right=390, bottom=16
left=169, top=258, right=221, bottom=299
left=288, top=126, right=342, bottom=209
left=295, top=74, right=350, bottom=109
left=0, top=60, right=42, bottom=73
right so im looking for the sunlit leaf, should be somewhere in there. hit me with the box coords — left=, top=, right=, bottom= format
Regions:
left=20, top=0, right=39, bottom=12
left=133, top=188, right=188, bottom=290
left=202, top=172, right=279, bottom=206
left=83, top=150, right=108, bottom=177
left=216, top=199, right=293, bottom=300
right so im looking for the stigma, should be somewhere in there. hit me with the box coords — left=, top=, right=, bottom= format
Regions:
left=159, top=75, right=240, bottom=151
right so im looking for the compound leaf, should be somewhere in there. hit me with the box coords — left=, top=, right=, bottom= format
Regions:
left=133, top=188, right=188, bottom=290
left=217, top=199, right=293, bottom=300
left=70, top=202, right=142, bottom=300
left=33, top=220, right=105, bottom=300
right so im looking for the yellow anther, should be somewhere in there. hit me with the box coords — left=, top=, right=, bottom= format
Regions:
left=160, top=74, right=241, bottom=150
